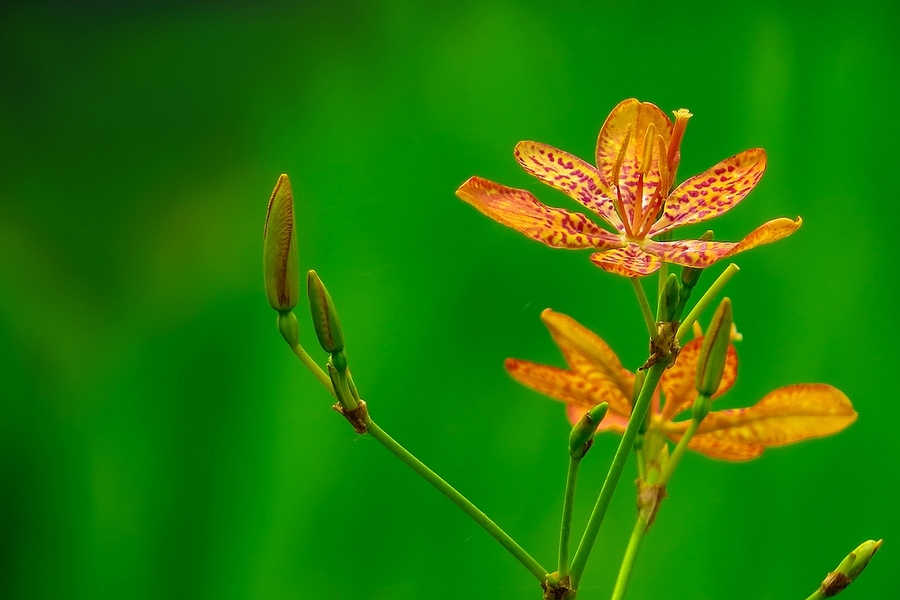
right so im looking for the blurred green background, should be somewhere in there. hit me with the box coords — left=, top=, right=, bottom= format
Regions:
left=1, top=1, right=896, bottom=598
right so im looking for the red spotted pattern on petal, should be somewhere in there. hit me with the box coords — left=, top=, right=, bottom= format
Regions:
left=642, top=238, right=739, bottom=268
left=590, top=244, right=661, bottom=277
left=456, top=176, right=622, bottom=250
left=595, top=99, right=673, bottom=225
left=691, top=384, right=856, bottom=451
left=515, top=141, right=624, bottom=233
left=649, top=149, right=767, bottom=236
left=540, top=310, right=635, bottom=417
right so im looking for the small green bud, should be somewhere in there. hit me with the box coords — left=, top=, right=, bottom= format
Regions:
left=821, top=539, right=882, bottom=596
left=695, top=298, right=733, bottom=396
left=657, top=273, right=681, bottom=323
left=307, top=270, right=345, bottom=353
left=263, top=174, right=300, bottom=313
left=568, top=403, right=608, bottom=458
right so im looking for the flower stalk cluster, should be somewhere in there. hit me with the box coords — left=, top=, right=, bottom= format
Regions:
left=263, top=98, right=878, bottom=600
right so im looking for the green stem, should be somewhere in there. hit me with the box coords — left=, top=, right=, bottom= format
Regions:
left=290, top=343, right=335, bottom=394
left=804, top=590, right=825, bottom=600
left=657, top=419, right=700, bottom=486
left=630, top=278, right=657, bottom=341
left=676, top=263, right=739, bottom=341
left=558, top=456, right=581, bottom=578
left=365, top=419, right=549, bottom=582
left=568, top=361, right=667, bottom=587
left=610, top=512, right=650, bottom=600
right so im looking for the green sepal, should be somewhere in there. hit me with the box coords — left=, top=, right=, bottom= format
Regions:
left=691, top=393, right=711, bottom=422
left=695, top=298, right=732, bottom=396
left=821, top=539, right=882, bottom=596
left=307, top=270, right=345, bottom=353
left=263, top=174, right=300, bottom=312
left=277, top=311, right=300, bottom=347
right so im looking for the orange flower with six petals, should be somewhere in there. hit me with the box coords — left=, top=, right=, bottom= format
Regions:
left=505, top=309, right=856, bottom=460
left=457, top=99, right=802, bottom=278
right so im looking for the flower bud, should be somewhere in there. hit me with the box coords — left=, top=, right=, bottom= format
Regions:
left=821, top=539, right=882, bottom=596
left=307, top=270, right=345, bottom=354
left=568, top=403, right=608, bottom=459
left=657, top=273, right=681, bottom=323
left=695, top=298, right=733, bottom=396
left=263, top=174, right=299, bottom=313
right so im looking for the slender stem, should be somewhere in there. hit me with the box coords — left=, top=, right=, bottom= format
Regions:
left=676, top=263, right=740, bottom=341
left=568, top=361, right=667, bottom=587
left=630, top=278, right=656, bottom=341
left=804, top=590, right=825, bottom=600
left=657, top=419, right=699, bottom=486
left=290, top=343, right=335, bottom=394
left=610, top=512, right=650, bottom=600
left=365, top=419, right=549, bottom=582
left=558, top=456, right=581, bottom=578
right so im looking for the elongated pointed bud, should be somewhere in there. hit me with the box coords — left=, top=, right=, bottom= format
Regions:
left=568, top=403, right=608, bottom=459
left=307, top=270, right=345, bottom=354
left=695, top=298, right=733, bottom=396
left=657, top=273, right=681, bottom=323
left=820, top=539, right=882, bottom=596
left=263, top=174, right=300, bottom=313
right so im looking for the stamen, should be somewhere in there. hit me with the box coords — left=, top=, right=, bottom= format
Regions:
left=612, top=123, right=633, bottom=185
left=635, top=134, right=671, bottom=238
left=612, top=123, right=634, bottom=236
left=666, top=108, right=692, bottom=183
left=639, top=122, right=656, bottom=175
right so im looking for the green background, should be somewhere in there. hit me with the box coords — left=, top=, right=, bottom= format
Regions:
left=1, top=1, right=896, bottom=598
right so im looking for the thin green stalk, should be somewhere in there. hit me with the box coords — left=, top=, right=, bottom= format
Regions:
left=558, top=456, right=581, bottom=578
left=630, top=278, right=656, bottom=341
left=804, top=590, right=825, bottom=600
left=610, top=512, right=650, bottom=600
left=290, top=343, right=335, bottom=394
left=365, top=419, right=549, bottom=582
left=676, top=263, right=739, bottom=341
left=568, top=361, right=667, bottom=587
left=657, top=419, right=700, bottom=485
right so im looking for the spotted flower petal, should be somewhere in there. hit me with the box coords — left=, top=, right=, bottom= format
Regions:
left=514, top=141, right=623, bottom=232
left=649, top=149, right=768, bottom=236
left=456, top=177, right=622, bottom=250
left=725, top=217, right=803, bottom=257
left=664, top=384, right=856, bottom=460
left=590, top=244, right=661, bottom=277
left=595, top=99, right=673, bottom=219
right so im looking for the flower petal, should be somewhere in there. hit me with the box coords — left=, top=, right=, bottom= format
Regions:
left=659, top=337, right=737, bottom=421
left=595, top=99, right=673, bottom=223
left=590, top=244, right=661, bottom=277
left=688, top=383, right=856, bottom=450
left=506, top=359, right=610, bottom=414
left=540, top=309, right=635, bottom=418
left=642, top=238, right=739, bottom=268
left=681, top=436, right=764, bottom=461
left=456, top=176, right=622, bottom=249
left=724, top=217, right=803, bottom=257
left=649, top=148, right=767, bottom=236
left=515, top=141, right=624, bottom=232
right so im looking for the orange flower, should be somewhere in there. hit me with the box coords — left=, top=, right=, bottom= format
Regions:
left=506, top=310, right=856, bottom=460
left=457, top=99, right=801, bottom=278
